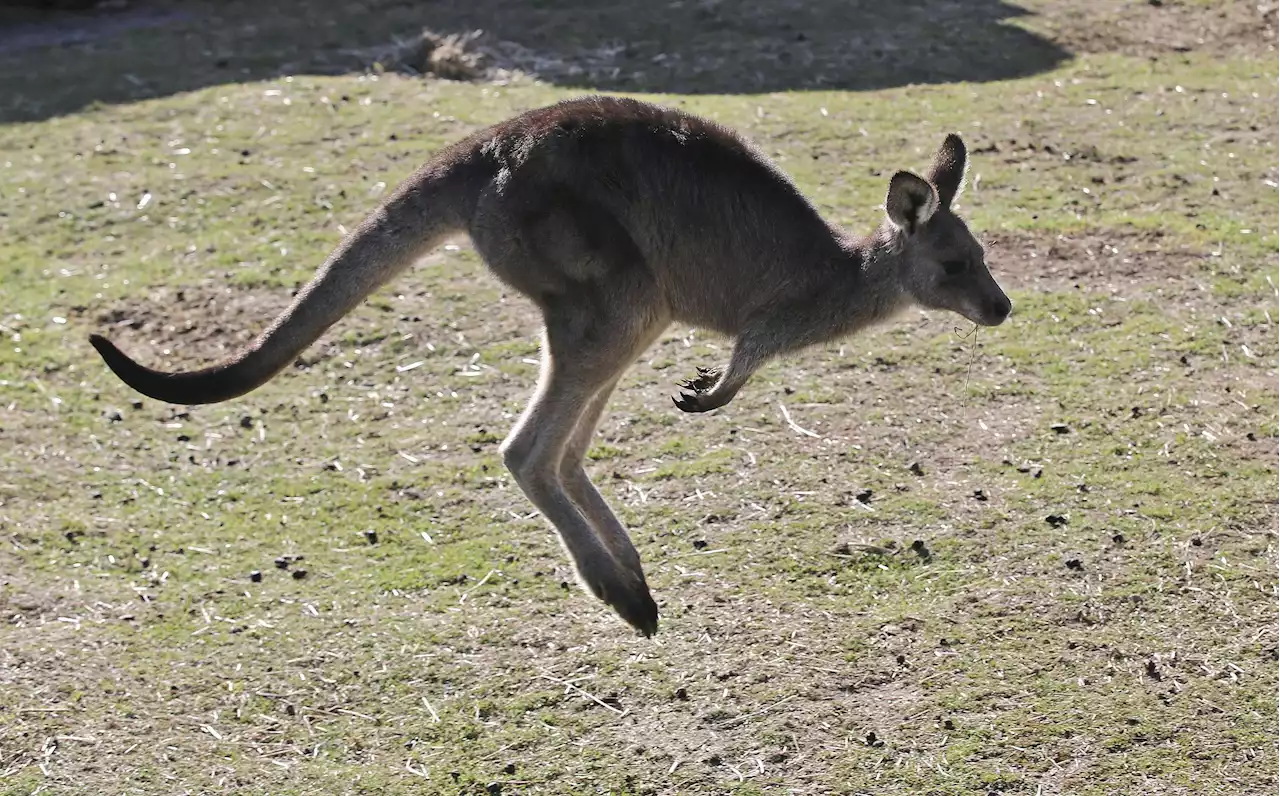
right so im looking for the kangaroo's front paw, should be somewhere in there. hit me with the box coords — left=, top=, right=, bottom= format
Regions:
left=680, top=366, right=721, bottom=393
left=673, top=367, right=721, bottom=413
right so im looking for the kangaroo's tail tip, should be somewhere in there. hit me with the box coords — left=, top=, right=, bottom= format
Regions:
left=89, top=332, right=129, bottom=374
left=89, top=332, right=161, bottom=399
left=89, top=332, right=237, bottom=406
left=90, top=333, right=147, bottom=383
left=88, top=332, right=115, bottom=357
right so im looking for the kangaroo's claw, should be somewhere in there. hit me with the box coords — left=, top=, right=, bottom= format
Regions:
left=673, top=366, right=723, bottom=413
left=677, top=366, right=720, bottom=392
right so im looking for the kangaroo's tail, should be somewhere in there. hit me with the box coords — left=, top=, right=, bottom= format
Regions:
left=89, top=156, right=487, bottom=405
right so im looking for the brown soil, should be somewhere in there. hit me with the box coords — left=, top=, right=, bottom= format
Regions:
left=1027, top=0, right=1278, bottom=58
left=990, top=229, right=1229, bottom=296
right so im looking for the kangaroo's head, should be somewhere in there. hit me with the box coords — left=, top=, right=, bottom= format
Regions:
left=883, top=134, right=1011, bottom=327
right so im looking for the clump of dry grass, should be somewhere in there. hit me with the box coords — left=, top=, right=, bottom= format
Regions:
left=366, top=28, right=488, bottom=81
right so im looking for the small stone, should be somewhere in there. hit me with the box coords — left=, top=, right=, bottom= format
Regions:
left=291, top=569, right=308, bottom=580
left=1050, top=423, right=1071, bottom=435
left=240, top=415, right=253, bottom=429
left=249, top=570, right=263, bottom=582
left=674, top=687, right=689, bottom=701
left=692, top=539, right=708, bottom=550
left=363, top=529, right=378, bottom=545
left=855, top=489, right=873, bottom=504
left=103, top=408, right=123, bottom=422
left=274, top=557, right=289, bottom=569
left=1046, top=514, right=1068, bottom=527
left=503, top=762, right=516, bottom=775
left=1112, top=533, right=1126, bottom=545
left=908, top=461, right=925, bottom=477
left=943, top=718, right=956, bottom=731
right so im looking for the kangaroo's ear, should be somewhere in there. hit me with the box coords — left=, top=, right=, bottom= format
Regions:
left=886, top=171, right=939, bottom=235
left=927, top=133, right=967, bottom=208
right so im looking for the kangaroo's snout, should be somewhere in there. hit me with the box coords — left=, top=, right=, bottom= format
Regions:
left=983, top=293, right=1012, bottom=326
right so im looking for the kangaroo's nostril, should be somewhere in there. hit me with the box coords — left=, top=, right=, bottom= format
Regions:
left=991, top=297, right=1011, bottom=320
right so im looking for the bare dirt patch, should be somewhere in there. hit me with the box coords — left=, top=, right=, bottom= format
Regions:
left=85, top=282, right=287, bottom=362
left=0, top=562, right=91, bottom=626
left=1024, top=0, right=1277, bottom=57
left=0, top=3, right=190, bottom=55
left=989, top=229, right=1221, bottom=297
left=75, top=253, right=538, bottom=376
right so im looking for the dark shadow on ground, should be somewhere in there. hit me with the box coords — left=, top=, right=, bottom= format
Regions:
left=0, top=0, right=1071, bottom=124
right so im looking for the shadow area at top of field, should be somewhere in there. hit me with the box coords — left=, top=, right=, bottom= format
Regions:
left=0, top=0, right=1070, bottom=124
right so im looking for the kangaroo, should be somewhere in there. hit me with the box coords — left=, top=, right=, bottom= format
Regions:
left=89, top=95, right=1010, bottom=637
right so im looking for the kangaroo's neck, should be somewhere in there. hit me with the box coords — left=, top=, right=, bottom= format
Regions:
left=828, top=226, right=911, bottom=336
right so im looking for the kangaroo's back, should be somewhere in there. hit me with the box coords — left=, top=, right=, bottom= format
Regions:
left=480, top=96, right=847, bottom=332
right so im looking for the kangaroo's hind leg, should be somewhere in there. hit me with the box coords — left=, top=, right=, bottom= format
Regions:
left=558, top=323, right=665, bottom=575
left=501, top=294, right=668, bottom=635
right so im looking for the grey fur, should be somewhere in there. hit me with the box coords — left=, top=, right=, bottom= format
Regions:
left=89, top=96, right=1011, bottom=635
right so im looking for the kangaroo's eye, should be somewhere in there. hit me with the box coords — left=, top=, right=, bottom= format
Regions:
left=942, top=260, right=968, bottom=277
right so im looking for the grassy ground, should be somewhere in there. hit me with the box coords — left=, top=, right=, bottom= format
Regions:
left=0, top=1, right=1276, bottom=794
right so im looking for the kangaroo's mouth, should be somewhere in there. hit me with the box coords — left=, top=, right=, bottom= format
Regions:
left=973, top=294, right=1012, bottom=327
left=959, top=300, right=1011, bottom=327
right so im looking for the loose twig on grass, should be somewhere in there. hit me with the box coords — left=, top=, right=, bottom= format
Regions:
left=537, top=671, right=627, bottom=716
left=777, top=402, right=820, bottom=438
left=717, top=693, right=798, bottom=728
left=458, top=569, right=497, bottom=603
left=421, top=696, right=441, bottom=723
